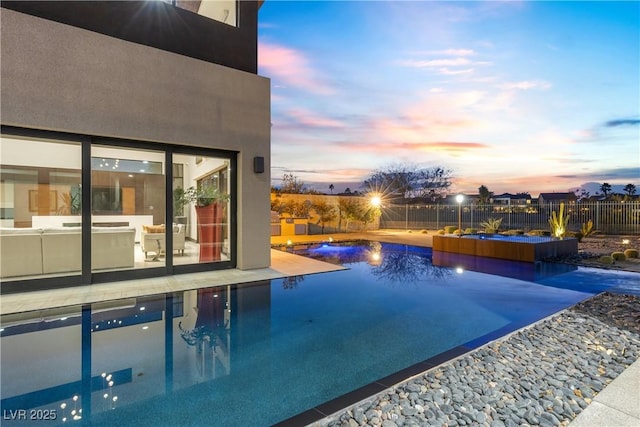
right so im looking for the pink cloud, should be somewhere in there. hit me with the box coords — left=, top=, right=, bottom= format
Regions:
left=286, top=108, right=344, bottom=128
left=258, top=41, right=334, bottom=95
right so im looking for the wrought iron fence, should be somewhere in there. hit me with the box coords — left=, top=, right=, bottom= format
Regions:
left=379, top=201, right=640, bottom=235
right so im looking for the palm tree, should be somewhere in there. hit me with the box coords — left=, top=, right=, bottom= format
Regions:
left=599, top=182, right=612, bottom=198
left=329, top=184, right=334, bottom=194
left=478, top=185, right=492, bottom=204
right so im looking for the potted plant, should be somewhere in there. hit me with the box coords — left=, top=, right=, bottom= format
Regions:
left=177, top=185, right=230, bottom=262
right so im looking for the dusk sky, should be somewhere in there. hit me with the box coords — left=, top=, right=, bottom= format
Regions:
left=257, top=1, right=639, bottom=197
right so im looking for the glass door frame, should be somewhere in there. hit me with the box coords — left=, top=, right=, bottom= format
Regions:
left=0, top=126, right=238, bottom=294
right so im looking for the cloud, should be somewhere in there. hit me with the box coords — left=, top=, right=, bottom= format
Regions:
left=258, top=41, right=334, bottom=95
left=398, top=57, right=472, bottom=68
left=409, top=49, right=476, bottom=56
left=438, top=68, right=474, bottom=76
left=285, top=108, right=344, bottom=128
left=604, top=119, right=640, bottom=127
left=500, top=80, right=552, bottom=90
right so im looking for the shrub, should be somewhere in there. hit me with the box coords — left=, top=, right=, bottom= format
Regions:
left=453, top=228, right=462, bottom=235
left=444, top=225, right=457, bottom=234
left=407, top=230, right=413, bottom=233
left=504, top=229, right=524, bottom=236
left=464, top=228, right=477, bottom=234
left=611, top=252, right=626, bottom=261
left=437, top=229, right=445, bottom=235
left=420, top=229, right=429, bottom=234
left=598, top=255, right=614, bottom=265
left=528, top=229, right=551, bottom=237
left=480, top=217, right=502, bottom=234
left=623, top=249, right=639, bottom=259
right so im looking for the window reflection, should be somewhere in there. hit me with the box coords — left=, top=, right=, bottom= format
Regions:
left=161, top=0, right=238, bottom=26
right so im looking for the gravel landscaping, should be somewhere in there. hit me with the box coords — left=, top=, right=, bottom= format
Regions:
left=321, top=292, right=640, bottom=427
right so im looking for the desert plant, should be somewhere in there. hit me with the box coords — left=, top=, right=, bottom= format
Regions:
left=611, top=251, right=626, bottom=261
left=598, top=255, right=613, bottom=264
left=437, top=229, right=445, bottom=235
left=580, top=219, right=594, bottom=238
left=464, top=228, right=477, bottom=234
left=549, top=202, right=569, bottom=239
left=420, top=229, right=428, bottom=234
left=624, top=249, right=639, bottom=258
left=480, top=217, right=502, bottom=234
left=444, top=225, right=457, bottom=234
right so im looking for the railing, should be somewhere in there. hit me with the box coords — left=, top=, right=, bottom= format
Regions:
left=379, top=201, right=640, bottom=235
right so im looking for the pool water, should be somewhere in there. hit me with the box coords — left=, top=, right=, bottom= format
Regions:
left=2, top=242, right=638, bottom=426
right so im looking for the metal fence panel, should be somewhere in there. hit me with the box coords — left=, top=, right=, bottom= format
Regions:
left=379, top=201, right=640, bottom=234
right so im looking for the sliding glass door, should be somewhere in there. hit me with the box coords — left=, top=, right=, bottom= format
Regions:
left=0, top=135, right=82, bottom=282
left=1, top=129, right=236, bottom=293
left=172, top=153, right=232, bottom=268
left=91, top=145, right=166, bottom=273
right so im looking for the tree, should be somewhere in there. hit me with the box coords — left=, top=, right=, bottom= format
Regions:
left=280, top=173, right=305, bottom=194
left=623, top=183, right=637, bottom=196
left=478, top=185, right=493, bottom=204
left=574, top=187, right=590, bottom=202
left=329, top=184, right=334, bottom=194
left=599, top=182, right=612, bottom=198
left=311, top=199, right=336, bottom=234
left=362, top=163, right=452, bottom=201
left=337, top=197, right=361, bottom=232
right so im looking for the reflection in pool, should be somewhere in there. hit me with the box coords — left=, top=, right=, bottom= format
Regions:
left=2, top=242, right=637, bottom=426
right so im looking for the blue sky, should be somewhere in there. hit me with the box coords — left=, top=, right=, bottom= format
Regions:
left=257, top=1, right=639, bottom=196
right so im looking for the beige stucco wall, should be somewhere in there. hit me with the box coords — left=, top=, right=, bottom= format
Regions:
left=1, top=9, right=271, bottom=270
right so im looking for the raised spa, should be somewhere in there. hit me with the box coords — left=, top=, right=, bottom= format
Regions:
left=432, top=234, right=578, bottom=262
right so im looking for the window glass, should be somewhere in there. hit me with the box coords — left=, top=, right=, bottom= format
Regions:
left=91, top=146, right=166, bottom=272
left=172, top=154, right=231, bottom=266
left=0, top=135, right=82, bottom=281
left=172, top=0, right=238, bottom=26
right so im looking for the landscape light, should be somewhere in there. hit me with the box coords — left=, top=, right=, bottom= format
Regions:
left=456, top=195, right=464, bottom=237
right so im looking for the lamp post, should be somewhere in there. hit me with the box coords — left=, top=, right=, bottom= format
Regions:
left=456, top=194, right=464, bottom=237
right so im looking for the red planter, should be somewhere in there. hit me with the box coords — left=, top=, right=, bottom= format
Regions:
left=195, top=203, right=224, bottom=262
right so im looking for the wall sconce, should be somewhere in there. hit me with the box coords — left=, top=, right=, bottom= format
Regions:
left=253, top=156, right=264, bottom=174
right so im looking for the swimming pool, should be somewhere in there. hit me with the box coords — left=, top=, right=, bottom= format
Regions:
left=2, top=242, right=637, bottom=426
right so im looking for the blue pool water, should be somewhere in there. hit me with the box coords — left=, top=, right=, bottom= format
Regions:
left=2, top=242, right=638, bottom=426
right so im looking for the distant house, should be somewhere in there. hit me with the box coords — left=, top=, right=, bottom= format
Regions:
left=537, top=192, right=577, bottom=205
left=491, top=193, right=532, bottom=206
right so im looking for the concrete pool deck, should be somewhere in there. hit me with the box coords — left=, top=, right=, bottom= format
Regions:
left=1, top=230, right=637, bottom=426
